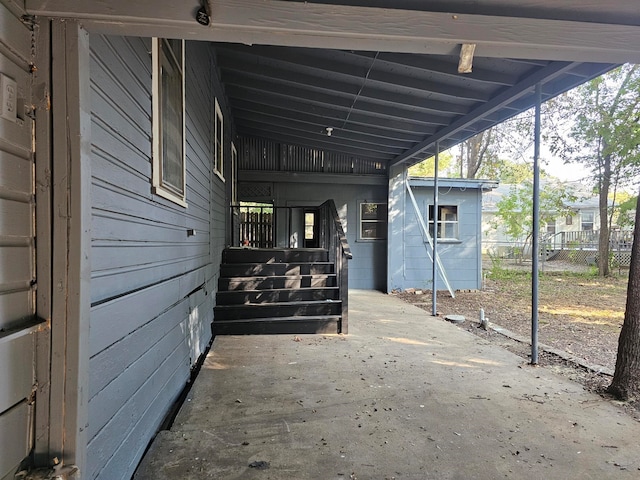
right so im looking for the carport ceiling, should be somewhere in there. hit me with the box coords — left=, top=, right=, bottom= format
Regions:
left=26, top=0, right=640, bottom=168
left=215, top=43, right=614, bottom=166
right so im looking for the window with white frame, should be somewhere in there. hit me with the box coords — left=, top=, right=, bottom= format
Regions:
left=359, top=202, right=386, bottom=240
left=428, top=205, right=459, bottom=241
left=581, top=211, right=594, bottom=231
left=214, top=98, right=224, bottom=179
left=152, top=38, right=186, bottom=207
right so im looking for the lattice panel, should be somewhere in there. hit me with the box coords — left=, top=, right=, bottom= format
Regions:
left=238, top=182, right=272, bottom=199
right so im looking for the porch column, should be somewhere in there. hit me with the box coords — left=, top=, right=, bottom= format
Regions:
left=48, top=19, right=92, bottom=473
left=432, top=142, right=439, bottom=316
left=387, top=164, right=406, bottom=293
left=531, top=83, right=542, bottom=365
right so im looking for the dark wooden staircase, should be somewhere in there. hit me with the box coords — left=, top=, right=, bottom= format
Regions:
left=213, top=248, right=346, bottom=335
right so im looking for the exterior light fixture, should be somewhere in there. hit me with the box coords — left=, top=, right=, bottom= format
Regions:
left=326, top=127, right=333, bottom=136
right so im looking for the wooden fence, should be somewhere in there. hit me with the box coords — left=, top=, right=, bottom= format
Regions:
left=239, top=209, right=274, bottom=248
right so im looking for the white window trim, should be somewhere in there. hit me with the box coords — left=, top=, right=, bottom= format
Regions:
left=428, top=204, right=460, bottom=242
left=231, top=142, right=237, bottom=205
left=358, top=201, right=387, bottom=241
left=214, top=98, right=225, bottom=181
left=152, top=38, right=187, bottom=207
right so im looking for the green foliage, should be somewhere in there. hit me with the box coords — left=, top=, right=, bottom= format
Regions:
left=408, top=151, right=455, bottom=177
left=493, top=181, right=576, bottom=261
left=477, top=157, right=533, bottom=183
left=615, top=194, right=638, bottom=230
left=548, top=65, right=640, bottom=180
left=486, top=266, right=531, bottom=281
left=547, top=65, right=640, bottom=276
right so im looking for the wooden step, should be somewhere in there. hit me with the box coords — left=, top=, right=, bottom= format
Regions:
left=220, top=262, right=334, bottom=277
left=216, top=287, right=340, bottom=305
left=214, top=300, right=342, bottom=320
left=212, top=315, right=341, bottom=335
left=222, top=248, right=328, bottom=264
left=219, top=274, right=336, bottom=290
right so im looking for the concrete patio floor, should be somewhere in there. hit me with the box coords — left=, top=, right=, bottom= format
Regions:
left=134, top=290, right=640, bottom=479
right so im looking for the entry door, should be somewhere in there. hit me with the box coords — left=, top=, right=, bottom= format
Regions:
left=304, top=209, right=319, bottom=248
left=0, top=5, right=40, bottom=479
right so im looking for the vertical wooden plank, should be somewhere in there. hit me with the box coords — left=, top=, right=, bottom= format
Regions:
left=49, top=19, right=91, bottom=474
left=33, top=17, right=53, bottom=465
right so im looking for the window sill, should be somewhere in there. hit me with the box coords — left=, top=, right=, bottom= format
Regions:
left=426, top=239, right=461, bottom=244
left=152, top=186, right=188, bottom=208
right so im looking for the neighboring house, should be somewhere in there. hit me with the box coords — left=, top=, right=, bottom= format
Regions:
left=1, top=2, right=636, bottom=480
left=482, top=183, right=602, bottom=256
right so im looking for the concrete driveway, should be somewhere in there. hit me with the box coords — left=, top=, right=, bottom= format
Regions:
left=135, top=290, right=640, bottom=479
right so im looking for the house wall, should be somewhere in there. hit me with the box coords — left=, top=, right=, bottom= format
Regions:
left=239, top=175, right=388, bottom=290
left=87, top=36, right=227, bottom=479
left=0, top=4, right=38, bottom=478
left=388, top=172, right=484, bottom=292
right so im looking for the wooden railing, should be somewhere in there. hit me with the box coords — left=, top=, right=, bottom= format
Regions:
left=543, top=230, right=633, bottom=251
left=319, top=199, right=352, bottom=334
left=229, top=201, right=352, bottom=333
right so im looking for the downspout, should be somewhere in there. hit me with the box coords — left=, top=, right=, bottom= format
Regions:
left=531, top=83, right=541, bottom=365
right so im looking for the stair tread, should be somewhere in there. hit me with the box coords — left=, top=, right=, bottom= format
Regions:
left=221, top=274, right=336, bottom=280
left=213, top=314, right=341, bottom=324
left=221, top=261, right=334, bottom=266
left=217, top=286, right=339, bottom=293
left=215, top=299, right=341, bottom=309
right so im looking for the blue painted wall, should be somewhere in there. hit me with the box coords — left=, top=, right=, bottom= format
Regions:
left=88, top=36, right=228, bottom=479
left=388, top=171, right=488, bottom=292
left=239, top=174, right=388, bottom=290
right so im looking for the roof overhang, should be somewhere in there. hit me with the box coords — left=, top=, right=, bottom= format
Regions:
left=409, top=177, right=499, bottom=191
left=26, top=0, right=640, bottom=170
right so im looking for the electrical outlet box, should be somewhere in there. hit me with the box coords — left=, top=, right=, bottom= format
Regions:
left=0, top=73, right=18, bottom=123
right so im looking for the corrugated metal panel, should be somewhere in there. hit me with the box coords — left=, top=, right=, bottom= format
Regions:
left=0, top=3, right=36, bottom=478
left=87, top=37, right=221, bottom=479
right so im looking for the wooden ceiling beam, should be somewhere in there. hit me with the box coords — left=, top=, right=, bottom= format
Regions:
left=229, top=100, right=433, bottom=141
left=26, top=0, right=640, bottom=63
left=236, top=118, right=406, bottom=155
left=217, top=45, right=488, bottom=102
left=233, top=110, right=418, bottom=149
left=237, top=127, right=395, bottom=161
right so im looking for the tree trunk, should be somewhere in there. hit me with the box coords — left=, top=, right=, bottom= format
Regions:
left=608, top=193, right=640, bottom=400
left=459, top=129, right=493, bottom=179
left=598, top=152, right=611, bottom=276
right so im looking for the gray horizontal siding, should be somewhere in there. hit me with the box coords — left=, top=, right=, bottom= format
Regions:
left=88, top=36, right=224, bottom=479
left=0, top=5, right=36, bottom=477
left=268, top=181, right=387, bottom=290
left=393, top=187, right=483, bottom=291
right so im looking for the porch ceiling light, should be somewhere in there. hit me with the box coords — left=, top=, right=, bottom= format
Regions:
left=458, top=43, right=476, bottom=74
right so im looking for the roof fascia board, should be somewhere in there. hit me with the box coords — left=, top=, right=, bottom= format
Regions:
left=26, top=0, right=640, bottom=64
left=409, top=177, right=499, bottom=190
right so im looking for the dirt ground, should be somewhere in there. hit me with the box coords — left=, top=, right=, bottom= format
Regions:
left=397, top=258, right=633, bottom=411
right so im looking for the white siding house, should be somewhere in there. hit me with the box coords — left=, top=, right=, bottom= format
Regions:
left=482, top=183, right=602, bottom=256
